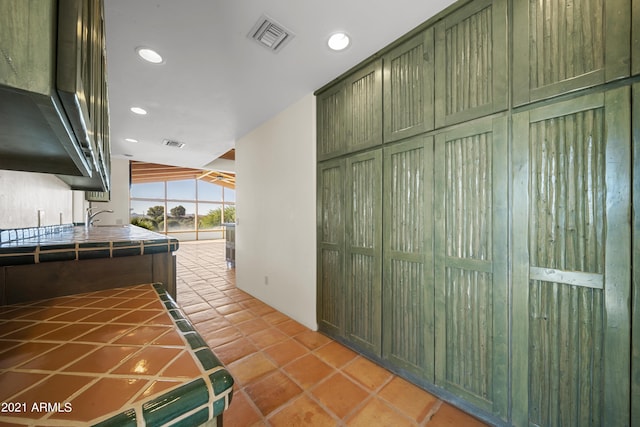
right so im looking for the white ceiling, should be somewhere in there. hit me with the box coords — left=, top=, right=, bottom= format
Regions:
left=104, top=0, right=457, bottom=171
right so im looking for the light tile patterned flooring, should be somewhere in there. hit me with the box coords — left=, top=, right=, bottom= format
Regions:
left=177, top=241, right=488, bottom=426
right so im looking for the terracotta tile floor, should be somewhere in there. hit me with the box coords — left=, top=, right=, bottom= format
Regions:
left=0, top=283, right=232, bottom=425
left=176, top=240, right=488, bottom=427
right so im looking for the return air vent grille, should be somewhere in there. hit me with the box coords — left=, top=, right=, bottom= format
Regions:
left=163, top=139, right=185, bottom=149
left=249, top=14, right=294, bottom=52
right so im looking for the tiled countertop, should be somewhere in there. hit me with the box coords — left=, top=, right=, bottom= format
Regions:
left=0, top=225, right=179, bottom=266
left=0, top=283, right=233, bottom=426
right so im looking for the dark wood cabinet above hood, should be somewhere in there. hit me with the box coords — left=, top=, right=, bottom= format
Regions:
left=0, top=0, right=110, bottom=191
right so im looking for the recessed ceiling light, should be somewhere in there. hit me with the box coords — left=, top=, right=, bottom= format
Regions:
left=130, top=107, right=147, bottom=115
left=328, top=32, right=350, bottom=51
left=125, top=138, right=138, bottom=143
left=136, top=47, right=163, bottom=64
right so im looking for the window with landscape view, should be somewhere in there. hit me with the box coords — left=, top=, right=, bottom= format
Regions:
left=130, top=178, right=235, bottom=240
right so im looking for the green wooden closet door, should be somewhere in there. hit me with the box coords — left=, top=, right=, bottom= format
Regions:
left=434, top=0, right=507, bottom=127
left=634, top=3, right=640, bottom=77
left=317, top=159, right=345, bottom=335
left=382, top=135, right=435, bottom=380
left=512, top=0, right=630, bottom=106
left=382, top=29, right=434, bottom=143
left=346, top=61, right=383, bottom=153
left=433, top=116, right=508, bottom=419
left=317, top=83, right=347, bottom=161
left=512, top=87, right=631, bottom=427
left=632, top=83, right=640, bottom=427
left=345, top=150, right=382, bottom=356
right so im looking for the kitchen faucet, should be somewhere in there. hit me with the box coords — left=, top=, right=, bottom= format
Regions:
left=85, top=207, right=113, bottom=228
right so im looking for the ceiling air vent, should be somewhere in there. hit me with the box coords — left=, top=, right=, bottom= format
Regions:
left=248, top=14, right=294, bottom=52
left=163, top=139, right=185, bottom=149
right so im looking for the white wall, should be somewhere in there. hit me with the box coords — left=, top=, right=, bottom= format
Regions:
left=0, top=170, right=75, bottom=228
left=236, top=93, right=317, bottom=330
left=0, top=158, right=130, bottom=229
left=88, top=157, right=130, bottom=225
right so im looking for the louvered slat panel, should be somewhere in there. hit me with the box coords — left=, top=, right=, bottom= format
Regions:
left=389, top=259, right=426, bottom=367
left=434, top=117, right=508, bottom=418
left=445, top=133, right=492, bottom=261
left=513, top=89, right=631, bottom=426
left=383, top=135, right=434, bottom=379
left=445, top=7, right=492, bottom=116
left=383, top=29, right=434, bottom=143
left=317, top=161, right=345, bottom=335
left=320, top=249, right=342, bottom=331
left=350, top=253, right=377, bottom=348
left=528, top=281, right=603, bottom=426
left=317, top=84, right=347, bottom=160
left=348, top=61, right=382, bottom=152
left=444, top=132, right=493, bottom=403
left=389, top=147, right=425, bottom=254
left=346, top=152, right=382, bottom=354
left=529, top=0, right=603, bottom=90
left=390, top=46, right=423, bottom=134
left=529, top=110, right=605, bottom=274
left=513, top=0, right=629, bottom=105
left=320, top=165, right=343, bottom=245
left=527, top=107, right=605, bottom=426
left=349, top=156, right=377, bottom=249
left=435, top=0, right=507, bottom=127
left=445, top=267, right=493, bottom=401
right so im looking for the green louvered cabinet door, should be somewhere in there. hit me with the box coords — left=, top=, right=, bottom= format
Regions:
left=512, top=87, right=631, bottom=427
left=382, top=135, right=435, bottom=380
left=434, top=0, right=508, bottom=127
left=433, top=116, right=508, bottom=420
left=317, top=158, right=346, bottom=336
left=633, top=83, right=640, bottom=427
left=345, top=150, right=382, bottom=356
left=317, top=82, right=347, bottom=161
left=345, top=61, right=382, bottom=153
left=635, top=3, right=640, bottom=76
left=512, top=0, right=630, bottom=106
left=382, top=28, right=434, bottom=143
